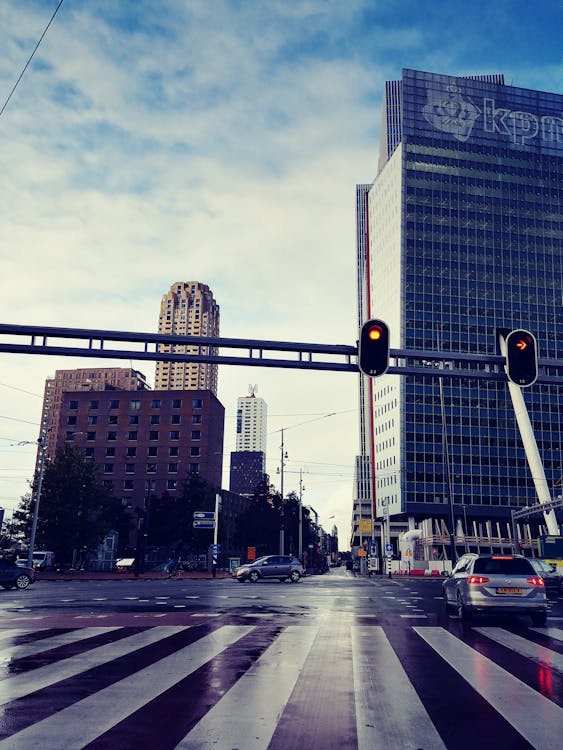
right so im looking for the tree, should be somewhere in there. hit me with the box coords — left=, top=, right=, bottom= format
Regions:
left=148, top=473, right=217, bottom=557
left=14, top=444, right=129, bottom=565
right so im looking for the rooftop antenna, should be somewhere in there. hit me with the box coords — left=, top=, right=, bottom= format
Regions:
left=248, top=384, right=258, bottom=397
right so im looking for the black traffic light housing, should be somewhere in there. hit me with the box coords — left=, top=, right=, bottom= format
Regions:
left=358, top=319, right=389, bottom=377
left=505, top=329, right=538, bottom=387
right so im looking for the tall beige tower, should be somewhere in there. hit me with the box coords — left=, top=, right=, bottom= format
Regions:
left=155, top=281, right=220, bottom=394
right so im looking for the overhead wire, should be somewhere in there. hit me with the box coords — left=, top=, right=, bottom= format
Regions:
left=0, top=0, right=65, bottom=117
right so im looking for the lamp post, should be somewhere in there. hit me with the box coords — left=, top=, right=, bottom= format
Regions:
left=27, top=412, right=50, bottom=569
left=299, top=469, right=305, bottom=563
left=437, top=364, right=457, bottom=564
left=278, top=429, right=288, bottom=555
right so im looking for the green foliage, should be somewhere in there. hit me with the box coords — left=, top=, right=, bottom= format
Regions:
left=148, top=473, right=217, bottom=555
left=234, top=489, right=319, bottom=558
left=15, top=445, right=130, bottom=564
left=234, top=493, right=281, bottom=555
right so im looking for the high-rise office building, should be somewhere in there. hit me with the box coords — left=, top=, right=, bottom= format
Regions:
left=229, top=391, right=268, bottom=495
left=155, top=281, right=220, bottom=394
left=357, top=69, right=562, bottom=549
left=235, top=392, right=267, bottom=453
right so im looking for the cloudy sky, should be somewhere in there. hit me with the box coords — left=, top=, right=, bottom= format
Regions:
left=1, top=0, right=561, bottom=541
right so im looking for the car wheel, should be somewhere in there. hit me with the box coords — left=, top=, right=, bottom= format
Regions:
left=456, top=592, right=472, bottom=621
left=443, top=591, right=453, bottom=613
left=289, top=570, right=301, bottom=583
left=15, top=574, right=31, bottom=590
left=248, top=571, right=259, bottom=583
left=531, top=611, right=547, bottom=626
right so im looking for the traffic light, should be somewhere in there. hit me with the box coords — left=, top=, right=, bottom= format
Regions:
left=358, top=319, right=389, bottom=377
left=505, top=329, right=538, bottom=387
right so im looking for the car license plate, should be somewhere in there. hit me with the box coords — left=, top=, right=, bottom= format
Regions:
left=497, top=587, right=522, bottom=594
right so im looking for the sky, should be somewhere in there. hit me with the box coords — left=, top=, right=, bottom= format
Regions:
left=1, top=0, right=562, bottom=545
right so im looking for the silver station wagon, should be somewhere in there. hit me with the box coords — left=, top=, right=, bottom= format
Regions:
left=443, top=553, right=547, bottom=625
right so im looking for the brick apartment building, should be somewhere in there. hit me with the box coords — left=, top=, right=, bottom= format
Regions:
left=54, top=388, right=225, bottom=511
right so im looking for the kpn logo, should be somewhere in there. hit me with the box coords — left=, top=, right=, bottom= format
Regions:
left=422, top=83, right=563, bottom=146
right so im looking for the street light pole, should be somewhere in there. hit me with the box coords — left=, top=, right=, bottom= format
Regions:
left=438, top=368, right=457, bottom=564
left=299, top=468, right=305, bottom=563
left=27, top=412, right=50, bottom=569
left=279, top=429, right=286, bottom=555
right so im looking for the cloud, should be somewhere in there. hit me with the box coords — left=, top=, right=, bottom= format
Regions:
left=1, top=0, right=560, bottom=536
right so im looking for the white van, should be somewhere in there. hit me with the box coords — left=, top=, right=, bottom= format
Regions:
left=16, top=551, right=56, bottom=571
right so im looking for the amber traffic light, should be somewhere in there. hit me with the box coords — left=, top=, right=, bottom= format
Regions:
left=359, top=320, right=389, bottom=377
left=505, top=329, right=538, bottom=387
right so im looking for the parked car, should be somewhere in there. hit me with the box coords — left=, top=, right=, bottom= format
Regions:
left=529, top=559, right=562, bottom=597
left=234, top=555, right=303, bottom=583
left=0, top=559, right=36, bottom=590
left=443, top=553, right=547, bottom=625
left=16, top=550, right=55, bottom=571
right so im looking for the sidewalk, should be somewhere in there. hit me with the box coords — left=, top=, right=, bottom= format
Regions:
left=38, top=570, right=232, bottom=582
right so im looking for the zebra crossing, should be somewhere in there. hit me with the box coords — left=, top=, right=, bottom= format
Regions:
left=0, top=617, right=560, bottom=749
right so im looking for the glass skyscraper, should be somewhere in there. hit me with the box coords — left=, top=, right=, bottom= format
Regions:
left=357, top=69, right=562, bottom=545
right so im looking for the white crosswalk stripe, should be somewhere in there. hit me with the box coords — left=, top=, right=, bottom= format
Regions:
left=1, top=625, right=252, bottom=750
left=0, top=626, right=122, bottom=661
left=0, top=625, right=189, bottom=705
left=0, top=620, right=560, bottom=749
left=414, top=626, right=563, bottom=750
left=473, top=626, right=563, bottom=673
left=177, top=625, right=318, bottom=750
left=352, top=626, right=447, bottom=750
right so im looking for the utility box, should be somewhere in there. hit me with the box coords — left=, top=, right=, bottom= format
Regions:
left=538, top=535, right=563, bottom=558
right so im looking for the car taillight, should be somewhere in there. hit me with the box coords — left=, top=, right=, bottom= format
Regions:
left=468, top=575, right=489, bottom=584
left=527, top=577, right=544, bottom=586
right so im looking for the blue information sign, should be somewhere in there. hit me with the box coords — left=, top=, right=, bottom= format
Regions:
left=193, top=520, right=215, bottom=529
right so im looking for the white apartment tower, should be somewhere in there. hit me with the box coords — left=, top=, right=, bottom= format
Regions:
left=155, top=281, right=220, bottom=394
left=236, top=391, right=267, bottom=454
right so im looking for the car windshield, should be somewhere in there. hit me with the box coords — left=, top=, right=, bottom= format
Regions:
left=473, top=557, right=534, bottom=575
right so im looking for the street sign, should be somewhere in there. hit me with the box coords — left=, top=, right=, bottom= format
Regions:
left=194, top=511, right=215, bottom=519
left=359, top=519, right=372, bottom=532
left=385, top=543, right=393, bottom=553
left=193, top=520, right=215, bottom=529
left=210, top=543, right=221, bottom=552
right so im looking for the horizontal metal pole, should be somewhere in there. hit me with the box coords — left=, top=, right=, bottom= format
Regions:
left=0, top=322, right=561, bottom=383
left=511, top=498, right=563, bottom=520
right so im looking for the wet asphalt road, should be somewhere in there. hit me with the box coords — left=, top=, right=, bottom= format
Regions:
left=0, top=568, right=561, bottom=749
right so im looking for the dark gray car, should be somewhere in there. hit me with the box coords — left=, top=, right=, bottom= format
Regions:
left=234, top=555, right=303, bottom=583
left=0, top=559, right=36, bottom=590
left=529, top=559, right=562, bottom=597
left=443, top=553, right=547, bottom=625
